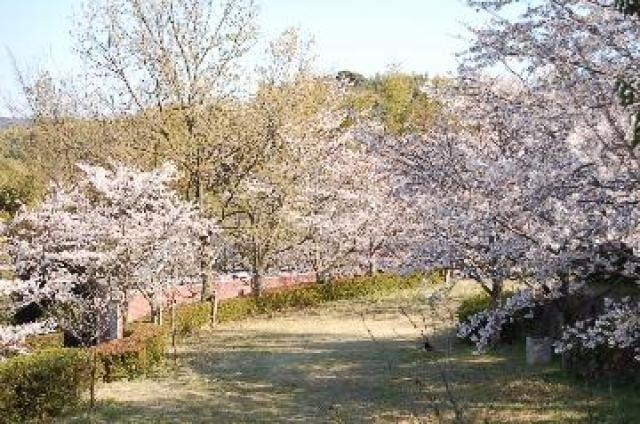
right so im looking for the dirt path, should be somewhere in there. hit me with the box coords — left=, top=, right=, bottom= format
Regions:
left=65, top=285, right=632, bottom=423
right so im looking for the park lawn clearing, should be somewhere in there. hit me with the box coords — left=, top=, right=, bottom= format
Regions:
left=64, top=283, right=639, bottom=423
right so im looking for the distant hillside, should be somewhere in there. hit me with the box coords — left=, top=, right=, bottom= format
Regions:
left=0, top=117, right=29, bottom=129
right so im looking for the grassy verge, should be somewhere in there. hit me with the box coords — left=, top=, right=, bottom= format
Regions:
left=165, top=272, right=441, bottom=339
left=63, top=281, right=639, bottom=423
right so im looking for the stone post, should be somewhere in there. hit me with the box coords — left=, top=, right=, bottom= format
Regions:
left=106, top=301, right=124, bottom=341
left=526, top=337, right=552, bottom=365
left=210, top=289, right=219, bottom=327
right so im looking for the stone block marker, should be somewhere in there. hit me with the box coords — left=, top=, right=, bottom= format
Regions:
left=526, top=336, right=552, bottom=365
left=106, top=302, right=124, bottom=341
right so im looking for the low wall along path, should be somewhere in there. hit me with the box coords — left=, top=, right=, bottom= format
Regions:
left=127, top=272, right=316, bottom=322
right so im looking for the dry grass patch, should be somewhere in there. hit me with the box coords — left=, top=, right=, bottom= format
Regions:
left=63, top=283, right=639, bottom=423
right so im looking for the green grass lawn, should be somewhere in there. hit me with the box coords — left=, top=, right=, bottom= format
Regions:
left=63, top=283, right=639, bottom=423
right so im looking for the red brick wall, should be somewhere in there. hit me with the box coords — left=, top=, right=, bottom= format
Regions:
left=126, top=272, right=316, bottom=322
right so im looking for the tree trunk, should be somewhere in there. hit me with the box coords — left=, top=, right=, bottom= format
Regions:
left=151, top=302, right=163, bottom=325
left=366, top=240, right=376, bottom=277
left=313, top=244, right=322, bottom=283
left=200, top=268, right=210, bottom=302
left=251, top=238, right=264, bottom=297
left=252, top=269, right=263, bottom=297
left=315, top=270, right=327, bottom=284
left=488, top=280, right=503, bottom=307
left=90, top=348, right=97, bottom=409
left=121, top=292, right=129, bottom=326
left=200, top=235, right=211, bottom=302
left=312, top=256, right=326, bottom=284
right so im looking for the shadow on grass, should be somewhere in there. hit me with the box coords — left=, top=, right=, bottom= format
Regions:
left=64, top=301, right=640, bottom=423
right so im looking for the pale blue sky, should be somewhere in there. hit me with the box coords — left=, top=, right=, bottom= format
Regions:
left=0, top=0, right=484, bottom=114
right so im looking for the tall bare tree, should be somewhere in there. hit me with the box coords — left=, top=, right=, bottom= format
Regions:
left=76, top=0, right=259, bottom=203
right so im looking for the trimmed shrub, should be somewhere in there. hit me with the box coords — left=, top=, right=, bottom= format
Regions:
left=172, top=302, right=211, bottom=337
left=25, top=332, right=64, bottom=350
left=218, top=297, right=258, bottom=323
left=0, top=325, right=166, bottom=421
left=0, top=348, right=90, bottom=423
left=165, top=298, right=257, bottom=338
left=156, top=273, right=441, bottom=341
left=257, top=285, right=322, bottom=312
left=95, top=324, right=166, bottom=382
left=318, top=273, right=427, bottom=301
left=170, top=272, right=441, bottom=333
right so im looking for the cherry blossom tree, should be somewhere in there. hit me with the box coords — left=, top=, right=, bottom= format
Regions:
left=416, top=0, right=640, bottom=359
left=291, top=123, right=412, bottom=281
left=3, top=162, right=204, bottom=352
left=0, top=279, right=55, bottom=361
left=74, top=163, right=206, bottom=323
left=386, top=78, right=577, bottom=299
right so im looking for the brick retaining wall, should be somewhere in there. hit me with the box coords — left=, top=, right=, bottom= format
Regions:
left=127, top=272, right=316, bottom=322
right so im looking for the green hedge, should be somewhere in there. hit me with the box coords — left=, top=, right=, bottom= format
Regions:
left=0, top=348, right=90, bottom=423
left=218, top=297, right=259, bottom=324
left=169, top=271, right=443, bottom=337
left=0, top=325, right=166, bottom=422
left=0, top=272, right=441, bottom=422
left=167, top=294, right=264, bottom=336
left=95, top=323, right=166, bottom=382
left=168, top=302, right=211, bottom=337
left=318, top=272, right=432, bottom=301
left=256, top=284, right=322, bottom=312
left=256, top=272, right=430, bottom=311
left=25, top=332, right=64, bottom=350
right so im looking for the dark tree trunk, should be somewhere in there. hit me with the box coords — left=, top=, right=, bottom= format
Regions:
left=488, top=280, right=504, bottom=308
left=252, top=269, right=263, bottom=297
